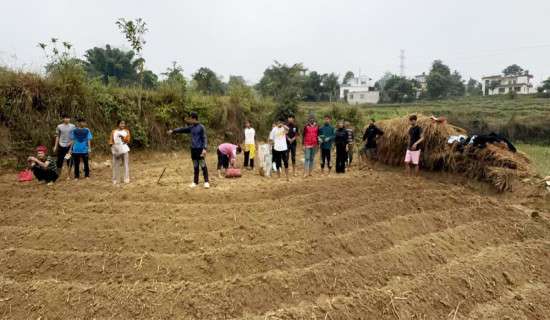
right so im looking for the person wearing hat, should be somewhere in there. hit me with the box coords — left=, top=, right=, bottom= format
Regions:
left=302, top=114, right=319, bottom=178
left=28, top=146, right=58, bottom=185
left=334, top=120, right=349, bottom=174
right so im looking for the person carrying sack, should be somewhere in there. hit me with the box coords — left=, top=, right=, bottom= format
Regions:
left=110, top=120, right=131, bottom=184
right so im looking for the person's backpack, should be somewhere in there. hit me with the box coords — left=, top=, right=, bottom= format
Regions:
left=19, top=169, right=33, bottom=182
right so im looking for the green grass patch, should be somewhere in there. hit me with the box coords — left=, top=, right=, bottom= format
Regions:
left=516, top=143, right=550, bottom=176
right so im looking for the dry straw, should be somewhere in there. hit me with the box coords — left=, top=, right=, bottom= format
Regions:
left=375, top=114, right=533, bottom=191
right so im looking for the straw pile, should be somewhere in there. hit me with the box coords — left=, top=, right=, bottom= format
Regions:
left=375, top=114, right=534, bottom=191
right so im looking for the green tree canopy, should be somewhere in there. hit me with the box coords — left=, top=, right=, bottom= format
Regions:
left=256, top=61, right=303, bottom=119
left=426, top=60, right=465, bottom=99
left=466, top=78, right=482, bottom=96
left=84, top=45, right=141, bottom=86
left=502, top=64, right=524, bottom=76
left=192, top=67, right=225, bottom=95
left=342, top=71, right=355, bottom=84
left=383, top=75, right=415, bottom=103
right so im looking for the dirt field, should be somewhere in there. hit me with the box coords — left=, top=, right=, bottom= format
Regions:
left=1, top=150, right=549, bottom=319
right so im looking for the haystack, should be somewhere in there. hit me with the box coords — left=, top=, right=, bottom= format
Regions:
left=375, top=114, right=534, bottom=191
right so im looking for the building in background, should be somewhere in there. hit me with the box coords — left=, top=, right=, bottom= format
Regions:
left=481, top=73, right=535, bottom=96
left=340, top=75, right=378, bottom=104
left=414, top=72, right=428, bottom=90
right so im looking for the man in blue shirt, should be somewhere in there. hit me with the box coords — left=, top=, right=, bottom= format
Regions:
left=168, top=113, right=210, bottom=189
left=70, top=118, right=92, bottom=179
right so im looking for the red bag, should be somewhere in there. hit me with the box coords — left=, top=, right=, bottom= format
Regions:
left=225, top=169, right=242, bottom=178
left=19, top=169, right=33, bottom=182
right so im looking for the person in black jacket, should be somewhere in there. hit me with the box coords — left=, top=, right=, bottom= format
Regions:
left=334, top=120, right=349, bottom=174
left=359, top=119, right=384, bottom=169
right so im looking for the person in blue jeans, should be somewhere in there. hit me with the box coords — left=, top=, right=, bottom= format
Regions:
left=302, top=114, right=319, bottom=178
left=70, top=118, right=92, bottom=179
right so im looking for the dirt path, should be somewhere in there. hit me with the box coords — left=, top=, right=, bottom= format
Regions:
left=1, top=151, right=549, bottom=319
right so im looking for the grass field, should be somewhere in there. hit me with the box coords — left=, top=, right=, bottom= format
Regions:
left=516, top=143, right=550, bottom=177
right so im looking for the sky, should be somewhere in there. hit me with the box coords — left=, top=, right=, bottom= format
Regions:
left=1, top=0, right=550, bottom=85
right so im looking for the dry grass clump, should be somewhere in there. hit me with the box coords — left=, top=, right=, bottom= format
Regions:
left=376, top=114, right=534, bottom=191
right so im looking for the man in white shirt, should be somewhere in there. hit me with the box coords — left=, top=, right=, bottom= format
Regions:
left=269, top=117, right=290, bottom=181
left=53, top=114, right=75, bottom=175
left=243, top=120, right=256, bottom=170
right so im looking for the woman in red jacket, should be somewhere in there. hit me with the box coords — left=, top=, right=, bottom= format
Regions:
left=302, top=114, right=319, bottom=178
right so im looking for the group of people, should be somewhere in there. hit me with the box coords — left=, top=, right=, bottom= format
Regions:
left=27, top=115, right=131, bottom=185
left=28, top=112, right=424, bottom=187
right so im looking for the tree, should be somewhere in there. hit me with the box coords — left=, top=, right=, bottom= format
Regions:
left=84, top=45, right=141, bottom=86
left=161, top=61, right=184, bottom=84
left=537, top=77, right=550, bottom=98
left=383, top=75, right=415, bottom=103
left=116, top=18, right=148, bottom=114
left=192, top=67, right=225, bottom=95
left=426, top=60, right=465, bottom=99
left=374, top=72, right=393, bottom=102
left=502, top=64, right=524, bottom=76
left=466, top=78, right=482, bottom=96
left=228, top=75, right=246, bottom=87
left=39, top=38, right=85, bottom=84
left=489, top=80, right=500, bottom=95
left=321, top=73, right=340, bottom=102
left=342, top=71, right=354, bottom=85
left=449, top=70, right=466, bottom=97
left=301, top=71, right=323, bottom=101
left=140, top=70, right=158, bottom=89
left=256, top=61, right=303, bottom=119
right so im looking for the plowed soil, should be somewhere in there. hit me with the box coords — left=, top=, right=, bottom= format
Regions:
left=1, top=151, right=549, bottom=319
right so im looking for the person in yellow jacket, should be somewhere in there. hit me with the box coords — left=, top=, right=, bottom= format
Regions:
left=110, top=120, right=131, bottom=184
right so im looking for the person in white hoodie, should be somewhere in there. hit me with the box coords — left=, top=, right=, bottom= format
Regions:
left=110, top=120, right=131, bottom=184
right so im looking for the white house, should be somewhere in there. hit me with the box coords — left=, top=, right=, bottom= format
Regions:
left=339, top=75, right=373, bottom=100
left=481, top=74, right=535, bottom=96
left=347, top=91, right=380, bottom=104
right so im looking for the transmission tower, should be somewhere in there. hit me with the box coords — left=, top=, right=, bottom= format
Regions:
left=399, top=50, right=405, bottom=76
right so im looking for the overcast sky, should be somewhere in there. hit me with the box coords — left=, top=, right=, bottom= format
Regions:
left=2, top=0, right=550, bottom=85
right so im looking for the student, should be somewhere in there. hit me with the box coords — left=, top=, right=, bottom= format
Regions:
left=110, top=119, right=131, bottom=184
left=318, top=115, right=335, bottom=176
left=405, top=115, right=424, bottom=177
left=217, top=143, right=242, bottom=178
left=360, top=119, right=384, bottom=169
left=53, top=114, right=75, bottom=175
left=269, top=117, right=290, bottom=180
left=168, top=113, right=210, bottom=188
left=302, top=114, right=319, bottom=178
left=70, top=118, right=92, bottom=180
left=28, top=146, right=58, bottom=185
left=286, top=114, right=299, bottom=177
left=334, top=120, right=349, bottom=174
left=344, top=121, right=355, bottom=168
left=243, top=120, right=256, bottom=170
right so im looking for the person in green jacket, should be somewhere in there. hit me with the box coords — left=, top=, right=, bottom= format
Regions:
left=318, top=115, right=335, bottom=176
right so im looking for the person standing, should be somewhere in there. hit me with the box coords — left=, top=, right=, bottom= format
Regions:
left=70, top=118, right=92, bottom=180
left=217, top=143, right=242, bottom=178
left=269, top=117, right=290, bottom=181
left=302, top=114, right=319, bottom=178
left=286, top=114, right=299, bottom=177
left=28, top=146, right=58, bottom=185
left=168, top=113, right=210, bottom=188
left=318, top=115, right=335, bottom=176
left=405, top=115, right=424, bottom=177
left=359, top=119, right=384, bottom=169
left=243, top=120, right=256, bottom=170
left=344, top=120, right=355, bottom=168
left=53, top=114, right=75, bottom=176
left=110, top=120, right=131, bottom=184
left=334, top=120, right=349, bottom=174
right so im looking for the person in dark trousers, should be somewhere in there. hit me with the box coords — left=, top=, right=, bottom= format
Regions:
left=217, top=143, right=242, bottom=178
left=285, top=114, right=299, bottom=177
left=28, top=146, right=58, bottom=185
left=360, top=119, right=384, bottom=169
left=344, top=120, right=355, bottom=168
left=53, top=114, right=74, bottom=176
left=318, top=115, right=335, bottom=176
left=70, top=118, right=92, bottom=179
left=168, top=113, right=210, bottom=188
left=405, top=115, right=424, bottom=177
left=269, top=117, right=290, bottom=181
left=334, top=120, right=349, bottom=174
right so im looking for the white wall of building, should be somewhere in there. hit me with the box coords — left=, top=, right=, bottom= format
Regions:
left=339, top=75, right=372, bottom=99
left=481, top=75, right=535, bottom=96
left=347, top=91, right=379, bottom=104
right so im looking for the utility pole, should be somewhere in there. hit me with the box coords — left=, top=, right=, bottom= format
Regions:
left=399, top=50, right=405, bottom=77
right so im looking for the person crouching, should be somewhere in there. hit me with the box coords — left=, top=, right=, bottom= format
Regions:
left=217, top=143, right=242, bottom=178
left=28, top=146, right=58, bottom=185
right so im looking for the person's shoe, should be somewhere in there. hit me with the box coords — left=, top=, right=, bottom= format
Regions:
left=85, top=177, right=90, bottom=180
left=204, top=182, right=210, bottom=189
left=46, top=181, right=54, bottom=186
left=113, top=181, right=118, bottom=185
left=189, top=182, right=198, bottom=188
left=124, top=179, right=130, bottom=183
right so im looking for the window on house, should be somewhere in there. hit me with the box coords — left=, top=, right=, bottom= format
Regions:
left=514, top=87, right=521, bottom=92
left=360, top=94, right=365, bottom=99
left=350, top=94, right=354, bottom=99
left=498, top=88, right=505, bottom=93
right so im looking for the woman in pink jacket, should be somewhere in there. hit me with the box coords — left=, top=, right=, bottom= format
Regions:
left=217, top=143, right=242, bottom=178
